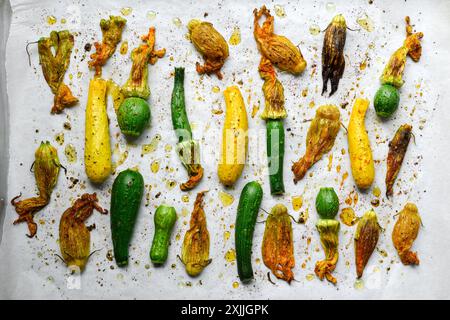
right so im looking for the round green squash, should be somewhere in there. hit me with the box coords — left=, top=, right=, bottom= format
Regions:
left=315, top=187, right=339, bottom=219
left=374, top=84, right=400, bottom=118
left=117, top=97, right=151, bottom=137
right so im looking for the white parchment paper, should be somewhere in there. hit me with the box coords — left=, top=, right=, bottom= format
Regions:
left=1, top=0, right=450, bottom=299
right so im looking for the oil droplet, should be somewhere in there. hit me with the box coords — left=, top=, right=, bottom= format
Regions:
left=372, top=186, right=381, bottom=198
left=142, top=134, right=161, bottom=154
left=64, top=144, right=77, bottom=163
left=357, top=14, right=374, bottom=32
left=306, top=273, right=315, bottom=281
left=309, top=100, right=315, bottom=108
left=225, top=249, right=236, bottom=263
left=106, top=249, right=113, bottom=261
left=212, top=86, right=220, bottom=93
left=212, top=108, right=223, bottom=115
left=359, top=60, right=367, bottom=70
left=113, top=150, right=128, bottom=170
left=120, top=7, right=132, bottom=16
left=175, top=233, right=181, bottom=241
left=301, top=88, right=308, bottom=97
left=326, top=2, right=336, bottom=12
left=61, top=18, right=67, bottom=24
left=229, top=27, right=241, bottom=45
left=77, top=71, right=83, bottom=79
left=298, top=207, right=309, bottom=224
left=166, top=180, right=177, bottom=190
left=340, top=207, right=359, bottom=226
left=47, top=15, right=57, bottom=25
left=150, top=160, right=160, bottom=173
left=55, top=132, right=64, bottom=145
left=172, top=17, right=182, bottom=28
left=274, top=4, right=286, bottom=17
left=165, top=144, right=173, bottom=152
left=292, top=196, right=303, bottom=211
left=327, top=154, right=333, bottom=171
left=120, top=41, right=128, bottom=55
left=219, top=191, right=234, bottom=207
left=255, top=258, right=261, bottom=264
left=378, top=249, right=388, bottom=258
left=147, top=11, right=157, bottom=20
left=232, top=281, right=239, bottom=288
left=68, top=74, right=73, bottom=80
left=340, top=171, right=349, bottom=187
left=309, top=24, right=321, bottom=36
left=354, top=279, right=365, bottom=290
left=224, top=231, right=231, bottom=241
left=251, top=104, right=259, bottom=118
left=182, top=195, right=189, bottom=203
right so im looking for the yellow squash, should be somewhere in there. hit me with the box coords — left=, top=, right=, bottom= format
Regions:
left=218, top=86, right=248, bottom=186
left=84, top=78, right=112, bottom=183
left=348, top=98, right=375, bottom=189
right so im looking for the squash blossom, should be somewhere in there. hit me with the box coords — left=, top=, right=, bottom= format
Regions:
left=176, top=140, right=204, bottom=191
left=181, top=191, right=211, bottom=276
left=38, top=30, right=78, bottom=114
left=121, top=27, right=166, bottom=99
left=59, top=193, right=108, bottom=272
left=292, top=105, right=340, bottom=183
left=381, top=16, right=423, bottom=88
left=88, top=16, right=127, bottom=77
left=262, top=204, right=295, bottom=283
left=322, top=14, right=347, bottom=96
left=385, top=124, right=412, bottom=198
left=259, top=57, right=286, bottom=120
left=315, top=219, right=340, bottom=284
left=392, top=203, right=421, bottom=265
left=11, top=141, right=61, bottom=237
left=187, top=19, right=229, bottom=79
left=354, top=210, right=380, bottom=278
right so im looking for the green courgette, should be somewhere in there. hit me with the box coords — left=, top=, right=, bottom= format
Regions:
left=235, top=181, right=263, bottom=283
left=110, top=169, right=144, bottom=267
left=117, top=97, right=151, bottom=137
left=171, top=67, right=192, bottom=143
left=150, top=205, right=177, bottom=264
left=373, top=84, right=400, bottom=118
left=267, top=119, right=285, bottom=195
left=170, top=67, right=203, bottom=191
left=315, top=187, right=339, bottom=219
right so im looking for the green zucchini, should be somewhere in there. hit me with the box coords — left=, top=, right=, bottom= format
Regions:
left=315, top=187, right=339, bottom=219
left=110, top=169, right=144, bottom=267
left=171, top=67, right=192, bottom=143
left=117, top=97, right=151, bottom=137
left=150, top=205, right=177, bottom=264
left=267, top=119, right=285, bottom=195
left=235, top=181, right=263, bottom=283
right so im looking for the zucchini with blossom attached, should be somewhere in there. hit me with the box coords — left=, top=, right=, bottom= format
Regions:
left=170, top=67, right=203, bottom=191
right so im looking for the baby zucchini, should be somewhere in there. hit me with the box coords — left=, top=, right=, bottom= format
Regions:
left=267, top=119, right=285, bottom=195
left=84, top=78, right=112, bottom=183
left=110, top=169, right=144, bottom=267
left=235, top=181, right=263, bottom=283
left=218, top=86, right=248, bottom=187
left=348, top=98, right=375, bottom=189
